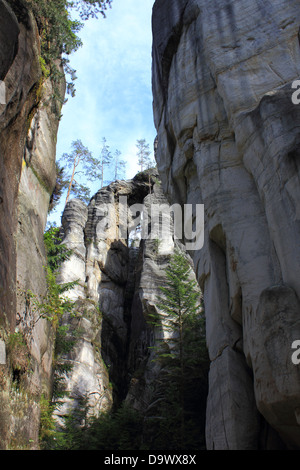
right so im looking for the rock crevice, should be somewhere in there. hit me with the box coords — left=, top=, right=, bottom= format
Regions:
left=56, top=172, right=202, bottom=418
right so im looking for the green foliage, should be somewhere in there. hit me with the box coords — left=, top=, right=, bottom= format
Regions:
left=23, top=0, right=112, bottom=100
left=39, top=56, right=50, bottom=80
left=92, top=137, right=126, bottom=187
left=24, top=225, right=77, bottom=328
left=7, top=332, right=30, bottom=377
left=40, top=394, right=88, bottom=450
left=39, top=226, right=82, bottom=448
left=60, top=139, right=94, bottom=206
left=26, top=268, right=78, bottom=329
left=44, top=225, right=72, bottom=272
left=136, top=139, right=153, bottom=172
left=39, top=225, right=77, bottom=326
left=48, top=163, right=69, bottom=213
left=60, top=138, right=114, bottom=205
left=38, top=244, right=208, bottom=450
left=58, top=137, right=124, bottom=207
left=55, top=324, right=77, bottom=357
left=113, top=149, right=127, bottom=181
left=99, top=137, right=112, bottom=188
left=39, top=394, right=57, bottom=446
left=45, top=401, right=144, bottom=450
left=146, top=248, right=209, bottom=450
left=157, top=249, right=202, bottom=321
left=52, top=395, right=91, bottom=450
left=71, top=0, right=112, bottom=20
left=86, top=404, right=143, bottom=450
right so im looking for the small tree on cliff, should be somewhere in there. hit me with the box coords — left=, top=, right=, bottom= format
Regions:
left=147, top=248, right=209, bottom=450
left=49, top=162, right=68, bottom=213
left=113, top=149, right=127, bottom=181
left=99, top=137, right=112, bottom=188
left=58, top=137, right=124, bottom=208
left=61, top=139, right=98, bottom=206
left=136, top=139, right=152, bottom=172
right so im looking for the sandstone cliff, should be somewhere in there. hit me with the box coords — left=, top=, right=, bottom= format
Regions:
left=54, top=173, right=204, bottom=423
left=0, top=0, right=64, bottom=449
left=152, top=0, right=300, bottom=449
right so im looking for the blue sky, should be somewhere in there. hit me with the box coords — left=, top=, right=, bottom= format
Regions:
left=49, top=0, right=156, bottom=225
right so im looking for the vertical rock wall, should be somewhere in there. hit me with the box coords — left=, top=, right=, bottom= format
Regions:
left=0, top=0, right=40, bottom=332
left=152, top=0, right=300, bottom=449
left=0, top=0, right=65, bottom=449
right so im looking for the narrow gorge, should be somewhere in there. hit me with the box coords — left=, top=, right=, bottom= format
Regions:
left=0, top=0, right=300, bottom=451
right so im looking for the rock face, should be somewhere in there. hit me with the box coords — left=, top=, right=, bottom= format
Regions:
left=152, top=0, right=300, bottom=449
left=0, top=0, right=38, bottom=332
left=0, top=0, right=64, bottom=449
left=55, top=173, right=204, bottom=425
left=53, top=198, right=113, bottom=422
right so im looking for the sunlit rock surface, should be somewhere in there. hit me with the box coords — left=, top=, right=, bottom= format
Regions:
left=152, top=0, right=300, bottom=449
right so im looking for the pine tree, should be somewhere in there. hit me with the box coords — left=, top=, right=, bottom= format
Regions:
left=136, top=139, right=151, bottom=172
left=99, top=137, right=112, bottom=187
left=43, top=225, right=72, bottom=272
left=61, top=139, right=113, bottom=206
left=147, top=248, right=208, bottom=450
left=113, top=149, right=126, bottom=181
left=61, top=140, right=93, bottom=206
left=49, top=162, right=69, bottom=213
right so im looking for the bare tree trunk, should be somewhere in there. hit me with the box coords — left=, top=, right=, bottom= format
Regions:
left=65, top=157, right=78, bottom=207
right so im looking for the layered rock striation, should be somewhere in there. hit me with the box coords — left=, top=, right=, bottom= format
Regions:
left=152, top=0, right=300, bottom=449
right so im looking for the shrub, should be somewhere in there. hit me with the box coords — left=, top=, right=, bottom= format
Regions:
left=7, top=332, right=30, bottom=383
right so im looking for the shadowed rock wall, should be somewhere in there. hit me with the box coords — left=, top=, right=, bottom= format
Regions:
left=0, top=0, right=65, bottom=449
